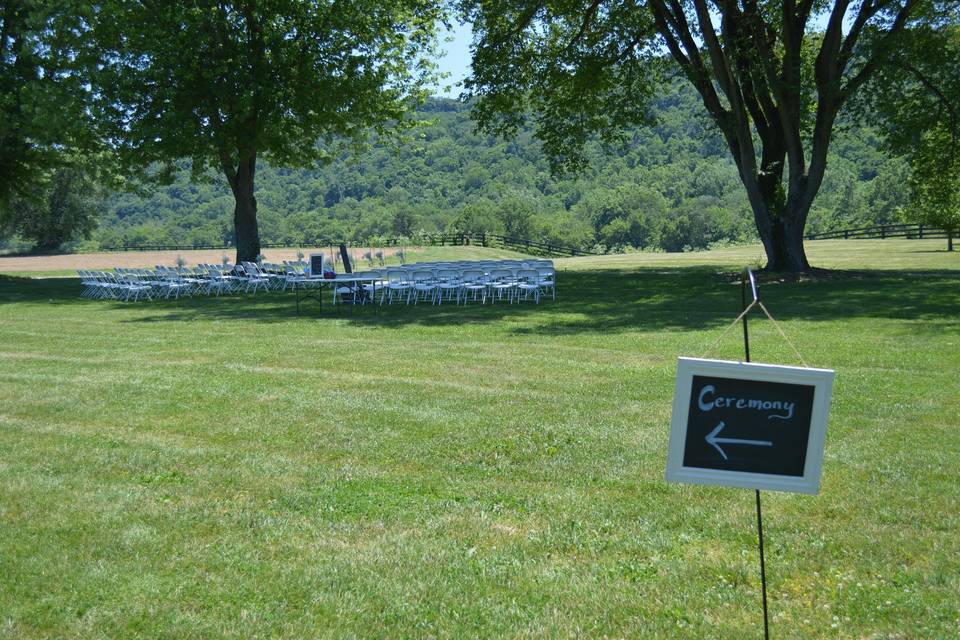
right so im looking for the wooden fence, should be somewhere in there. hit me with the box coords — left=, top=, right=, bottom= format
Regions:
left=806, top=223, right=953, bottom=241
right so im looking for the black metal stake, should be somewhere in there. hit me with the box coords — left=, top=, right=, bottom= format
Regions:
left=742, top=268, right=770, bottom=640
left=741, top=269, right=751, bottom=363
left=756, top=488, right=770, bottom=640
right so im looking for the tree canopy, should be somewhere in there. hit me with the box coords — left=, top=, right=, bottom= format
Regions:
left=857, top=6, right=960, bottom=248
left=1, top=162, right=102, bottom=251
left=0, top=1, right=93, bottom=207
left=3, top=2, right=951, bottom=261
left=85, top=0, right=444, bottom=262
left=462, top=0, right=935, bottom=271
left=33, top=91, right=904, bottom=257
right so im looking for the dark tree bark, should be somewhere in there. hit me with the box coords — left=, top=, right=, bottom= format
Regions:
left=222, top=151, right=261, bottom=264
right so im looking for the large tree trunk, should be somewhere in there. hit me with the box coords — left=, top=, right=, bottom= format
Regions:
left=755, top=149, right=811, bottom=272
left=727, top=137, right=813, bottom=273
left=223, top=152, right=261, bottom=264
left=752, top=167, right=811, bottom=272
left=759, top=213, right=811, bottom=272
left=743, top=197, right=812, bottom=273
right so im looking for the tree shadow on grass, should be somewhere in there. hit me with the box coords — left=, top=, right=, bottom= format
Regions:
left=0, top=275, right=84, bottom=304
left=500, top=267, right=960, bottom=337
left=109, top=267, right=741, bottom=332
left=2, top=269, right=958, bottom=335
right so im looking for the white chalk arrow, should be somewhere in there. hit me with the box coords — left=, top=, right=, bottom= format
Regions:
left=705, top=421, right=773, bottom=461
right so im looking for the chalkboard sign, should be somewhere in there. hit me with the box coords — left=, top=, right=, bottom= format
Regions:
left=309, top=253, right=324, bottom=276
left=666, top=358, right=834, bottom=494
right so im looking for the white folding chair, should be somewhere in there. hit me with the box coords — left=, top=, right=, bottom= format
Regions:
left=383, top=270, right=412, bottom=305
left=487, top=268, right=517, bottom=303
left=537, top=267, right=556, bottom=301
left=434, top=269, right=461, bottom=305
left=409, top=270, right=438, bottom=305
left=515, top=269, right=541, bottom=304
left=203, top=268, right=231, bottom=296
left=240, top=263, right=269, bottom=294
left=459, top=269, right=487, bottom=304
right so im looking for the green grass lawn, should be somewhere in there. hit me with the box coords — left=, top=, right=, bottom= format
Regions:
left=1, top=241, right=958, bottom=638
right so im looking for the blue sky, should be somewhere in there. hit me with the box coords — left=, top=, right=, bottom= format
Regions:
left=428, top=11, right=844, bottom=98
left=432, top=21, right=473, bottom=98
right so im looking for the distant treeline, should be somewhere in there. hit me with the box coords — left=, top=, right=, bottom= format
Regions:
left=14, top=84, right=910, bottom=254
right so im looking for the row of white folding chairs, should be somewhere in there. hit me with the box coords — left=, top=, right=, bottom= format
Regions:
left=79, top=260, right=555, bottom=305
left=217, top=261, right=329, bottom=295
left=356, top=266, right=555, bottom=305
left=175, top=264, right=281, bottom=297
left=379, top=260, right=554, bottom=278
left=136, top=263, right=310, bottom=298
left=195, top=263, right=234, bottom=275
left=116, top=267, right=213, bottom=299
left=389, top=259, right=554, bottom=271
left=162, top=266, right=266, bottom=297
left=145, top=265, right=239, bottom=295
left=236, top=261, right=311, bottom=293
left=78, top=270, right=163, bottom=301
left=183, top=261, right=308, bottom=277
left=81, top=267, right=249, bottom=301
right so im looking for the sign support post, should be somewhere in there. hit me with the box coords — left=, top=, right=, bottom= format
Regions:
left=666, top=269, right=833, bottom=639
left=742, top=267, right=768, bottom=640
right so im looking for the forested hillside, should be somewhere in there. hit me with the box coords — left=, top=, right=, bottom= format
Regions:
left=81, top=83, right=910, bottom=253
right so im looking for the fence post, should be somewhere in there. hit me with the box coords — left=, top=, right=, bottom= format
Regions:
left=880, top=225, right=886, bottom=239
left=919, top=224, right=924, bottom=239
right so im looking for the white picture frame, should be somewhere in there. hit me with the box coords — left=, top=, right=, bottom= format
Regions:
left=666, top=357, right=835, bottom=494
left=308, top=253, right=324, bottom=276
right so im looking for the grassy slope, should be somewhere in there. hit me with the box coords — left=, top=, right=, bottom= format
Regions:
left=0, top=241, right=958, bottom=638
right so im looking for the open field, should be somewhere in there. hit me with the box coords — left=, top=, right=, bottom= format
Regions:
left=557, top=238, right=960, bottom=272
left=1, top=238, right=956, bottom=278
left=1, top=241, right=958, bottom=638
left=0, top=245, right=531, bottom=277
